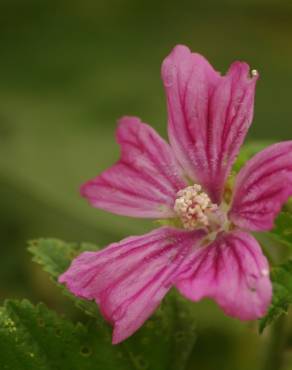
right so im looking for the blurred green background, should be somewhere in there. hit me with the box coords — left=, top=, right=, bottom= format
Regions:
left=1, top=0, right=292, bottom=369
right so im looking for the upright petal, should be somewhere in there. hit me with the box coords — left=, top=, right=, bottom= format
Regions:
left=176, top=231, right=272, bottom=320
left=229, top=141, right=292, bottom=231
left=59, top=227, right=205, bottom=344
left=162, top=45, right=258, bottom=203
left=81, top=116, right=187, bottom=218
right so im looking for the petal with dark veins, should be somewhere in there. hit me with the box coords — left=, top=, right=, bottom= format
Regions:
left=229, top=141, right=292, bottom=231
left=162, top=45, right=258, bottom=203
left=81, top=116, right=187, bottom=218
left=59, top=227, right=205, bottom=344
left=176, top=231, right=272, bottom=320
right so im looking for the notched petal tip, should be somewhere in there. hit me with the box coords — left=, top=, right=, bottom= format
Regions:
left=116, top=115, right=147, bottom=145
left=228, top=60, right=259, bottom=83
left=176, top=231, right=272, bottom=321
left=79, top=115, right=187, bottom=218
left=116, top=115, right=142, bottom=131
left=80, top=181, right=89, bottom=198
left=161, top=44, right=218, bottom=89
left=58, top=251, right=98, bottom=300
left=163, top=44, right=192, bottom=62
left=112, top=326, right=128, bottom=345
left=59, top=227, right=205, bottom=343
left=162, top=46, right=258, bottom=203
left=58, top=273, right=65, bottom=284
left=230, top=141, right=292, bottom=231
left=79, top=181, right=100, bottom=208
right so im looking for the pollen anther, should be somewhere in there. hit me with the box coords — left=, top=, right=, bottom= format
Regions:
left=174, top=185, right=218, bottom=230
left=251, top=69, right=258, bottom=77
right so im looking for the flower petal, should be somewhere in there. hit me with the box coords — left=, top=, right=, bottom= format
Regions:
left=81, top=116, right=187, bottom=218
left=162, top=45, right=258, bottom=203
left=59, top=227, right=205, bottom=344
left=176, top=231, right=272, bottom=320
left=229, top=141, right=292, bottom=231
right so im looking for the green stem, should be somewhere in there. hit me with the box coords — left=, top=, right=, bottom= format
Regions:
left=261, top=315, right=287, bottom=370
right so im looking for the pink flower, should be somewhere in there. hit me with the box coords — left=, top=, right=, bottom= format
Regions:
left=59, top=45, right=292, bottom=344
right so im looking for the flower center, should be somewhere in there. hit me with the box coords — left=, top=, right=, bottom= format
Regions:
left=174, top=185, right=221, bottom=231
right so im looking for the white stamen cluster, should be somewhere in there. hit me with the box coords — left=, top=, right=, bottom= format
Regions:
left=174, top=184, right=218, bottom=230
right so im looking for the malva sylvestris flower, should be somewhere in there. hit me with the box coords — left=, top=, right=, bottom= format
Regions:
left=59, top=45, right=292, bottom=344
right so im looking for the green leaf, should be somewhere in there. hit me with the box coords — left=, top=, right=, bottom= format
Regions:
left=259, top=261, right=292, bottom=333
left=256, top=203, right=292, bottom=332
left=28, top=239, right=198, bottom=370
left=0, top=299, right=134, bottom=370
left=28, top=239, right=98, bottom=280
left=267, top=212, right=292, bottom=248
left=28, top=238, right=100, bottom=318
